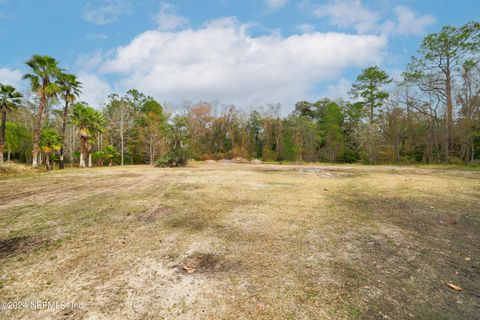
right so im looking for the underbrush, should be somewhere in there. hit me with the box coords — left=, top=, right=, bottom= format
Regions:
left=0, top=162, right=44, bottom=178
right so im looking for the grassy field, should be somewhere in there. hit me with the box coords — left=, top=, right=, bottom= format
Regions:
left=0, top=163, right=479, bottom=319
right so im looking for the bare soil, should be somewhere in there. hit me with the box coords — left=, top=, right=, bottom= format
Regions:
left=0, top=163, right=479, bottom=319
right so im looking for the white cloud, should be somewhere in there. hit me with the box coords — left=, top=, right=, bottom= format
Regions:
left=265, top=0, right=288, bottom=10
left=0, top=67, right=22, bottom=87
left=314, top=0, right=379, bottom=34
left=389, top=6, right=435, bottom=35
left=314, top=1, right=435, bottom=36
left=297, top=23, right=315, bottom=33
left=98, top=19, right=386, bottom=108
left=83, top=0, right=131, bottom=25
left=323, top=78, right=351, bottom=100
left=77, top=72, right=112, bottom=108
left=153, top=2, right=188, bottom=31
left=76, top=50, right=106, bottom=71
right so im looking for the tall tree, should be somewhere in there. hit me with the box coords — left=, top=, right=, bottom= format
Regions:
left=457, top=61, right=480, bottom=162
left=405, top=22, right=480, bottom=158
left=0, top=84, right=22, bottom=163
left=70, top=102, right=105, bottom=168
left=23, top=55, right=62, bottom=167
left=350, top=66, right=391, bottom=164
left=248, top=110, right=264, bottom=159
left=350, top=66, right=392, bottom=123
left=40, top=128, right=61, bottom=171
left=5, top=122, right=31, bottom=162
left=57, top=73, right=82, bottom=169
left=104, top=94, right=134, bottom=165
left=138, top=98, right=166, bottom=164
left=318, top=101, right=345, bottom=162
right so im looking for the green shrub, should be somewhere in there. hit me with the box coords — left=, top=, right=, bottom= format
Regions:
left=467, top=160, right=480, bottom=168
left=155, top=149, right=189, bottom=167
left=447, top=156, right=465, bottom=165
left=337, top=149, right=359, bottom=163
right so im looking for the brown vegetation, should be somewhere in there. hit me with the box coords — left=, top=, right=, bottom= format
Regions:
left=0, top=164, right=479, bottom=319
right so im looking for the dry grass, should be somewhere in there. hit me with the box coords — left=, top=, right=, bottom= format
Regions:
left=0, top=163, right=479, bottom=319
left=0, top=162, right=44, bottom=178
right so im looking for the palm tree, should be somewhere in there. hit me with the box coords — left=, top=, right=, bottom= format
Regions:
left=70, top=102, right=104, bottom=168
left=103, top=145, right=119, bottom=166
left=57, top=73, right=82, bottom=169
left=0, top=84, right=22, bottom=163
left=23, top=55, right=62, bottom=167
left=40, top=128, right=61, bottom=171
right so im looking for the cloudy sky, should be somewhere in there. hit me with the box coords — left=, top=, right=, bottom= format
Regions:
left=0, top=0, right=477, bottom=111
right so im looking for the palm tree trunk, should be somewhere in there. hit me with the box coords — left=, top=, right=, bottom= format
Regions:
left=69, top=126, right=75, bottom=167
left=88, top=153, right=92, bottom=167
left=0, top=109, right=6, bottom=163
left=59, top=98, right=69, bottom=169
left=80, top=153, right=85, bottom=167
left=79, top=137, right=86, bottom=168
left=32, top=94, right=47, bottom=167
left=45, top=151, right=52, bottom=171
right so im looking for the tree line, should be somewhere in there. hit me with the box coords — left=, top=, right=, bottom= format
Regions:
left=0, top=22, right=479, bottom=168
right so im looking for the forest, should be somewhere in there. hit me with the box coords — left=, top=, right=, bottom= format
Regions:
left=1, top=22, right=479, bottom=168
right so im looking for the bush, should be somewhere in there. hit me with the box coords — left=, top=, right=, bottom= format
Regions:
left=337, top=149, right=359, bottom=163
left=467, top=160, right=480, bottom=168
left=200, top=153, right=213, bottom=161
left=447, top=156, right=465, bottom=165
left=155, top=150, right=189, bottom=167
left=377, top=145, right=397, bottom=163
left=212, top=152, right=225, bottom=160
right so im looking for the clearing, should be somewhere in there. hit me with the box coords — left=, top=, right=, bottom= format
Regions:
left=0, top=163, right=479, bottom=319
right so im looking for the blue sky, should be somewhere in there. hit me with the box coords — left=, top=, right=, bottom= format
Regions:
left=0, top=0, right=478, bottom=111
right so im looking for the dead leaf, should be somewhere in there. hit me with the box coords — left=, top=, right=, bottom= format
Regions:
left=447, top=283, right=462, bottom=291
left=183, top=266, right=196, bottom=273
left=465, top=257, right=471, bottom=261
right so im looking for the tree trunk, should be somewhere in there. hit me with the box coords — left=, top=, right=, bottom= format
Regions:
left=79, top=137, right=86, bottom=168
left=32, top=94, right=47, bottom=167
left=406, top=93, right=416, bottom=155
left=120, top=104, right=125, bottom=166
left=88, top=153, right=92, bottom=168
left=79, top=153, right=85, bottom=167
left=69, top=126, right=75, bottom=167
left=45, top=151, right=52, bottom=171
left=59, top=98, right=69, bottom=169
left=0, top=109, right=6, bottom=163
left=149, top=138, right=154, bottom=165
left=445, top=61, right=453, bottom=159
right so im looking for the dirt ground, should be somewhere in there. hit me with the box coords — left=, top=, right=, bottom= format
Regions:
left=0, top=163, right=479, bottom=319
